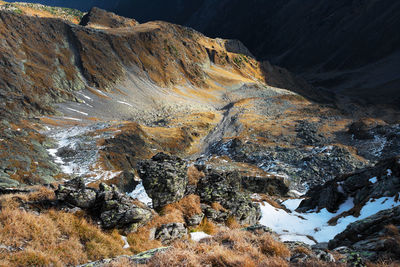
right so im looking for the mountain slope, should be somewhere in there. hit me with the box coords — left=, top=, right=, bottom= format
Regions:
left=9, top=0, right=400, bottom=106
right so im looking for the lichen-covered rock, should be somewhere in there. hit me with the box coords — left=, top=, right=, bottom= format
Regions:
left=96, top=183, right=153, bottom=229
left=151, top=223, right=187, bottom=244
left=138, top=153, right=188, bottom=210
left=55, top=177, right=97, bottom=209
left=196, top=167, right=261, bottom=225
left=56, top=177, right=152, bottom=230
left=186, top=213, right=204, bottom=227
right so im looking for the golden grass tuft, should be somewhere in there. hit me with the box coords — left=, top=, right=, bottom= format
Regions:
left=0, top=196, right=126, bottom=267
left=187, top=165, right=205, bottom=186
left=148, top=228, right=290, bottom=267
left=194, top=217, right=219, bottom=235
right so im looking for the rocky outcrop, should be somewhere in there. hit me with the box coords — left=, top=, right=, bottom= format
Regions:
left=138, top=153, right=188, bottom=210
left=150, top=223, right=187, bottom=244
left=297, top=156, right=400, bottom=212
left=241, top=175, right=289, bottom=196
left=80, top=7, right=139, bottom=28
left=329, top=206, right=400, bottom=261
left=196, top=166, right=261, bottom=225
left=56, top=177, right=153, bottom=230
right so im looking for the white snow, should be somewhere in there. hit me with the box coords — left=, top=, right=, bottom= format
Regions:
left=121, top=236, right=130, bottom=249
left=259, top=196, right=400, bottom=245
left=387, top=169, right=392, bottom=176
left=117, top=100, right=133, bottom=107
left=63, top=117, right=82, bottom=121
left=190, top=231, right=211, bottom=241
left=128, top=182, right=152, bottom=207
left=66, top=107, right=88, bottom=116
left=369, top=177, right=378, bottom=184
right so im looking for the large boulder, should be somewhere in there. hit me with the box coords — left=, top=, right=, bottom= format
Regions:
left=138, top=153, right=188, bottom=210
left=196, top=166, right=261, bottom=225
left=56, top=177, right=153, bottom=230
left=95, top=183, right=153, bottom=229
left=55, top=177, right=97, bottom=209
left=151, top=223, right=187, bottom=244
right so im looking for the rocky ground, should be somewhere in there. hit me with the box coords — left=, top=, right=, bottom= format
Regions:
left=0, top=3, right=399, bottom=267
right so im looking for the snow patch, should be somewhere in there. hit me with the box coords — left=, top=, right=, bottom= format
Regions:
left=387, top=169, right=392, bottom=176
left=190, top=232, right=211, bottom=241
left=117, top=100, right=133, bottom=107
left=369, top=177, right=378, bottom=184
left=66, top=107, right=88, bottom=116
left=260, top=196, right=399, bottom=245
left=121, top=236, right=130, bottom=249
left=63, top=117, right=82, bottom=121
left=128, top=182, right=152, bottom=207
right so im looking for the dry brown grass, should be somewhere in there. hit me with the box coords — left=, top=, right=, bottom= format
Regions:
left=225, top=216, right=241, bottom=229
left=148, top=228, right=290, bottom=267
left=187, top=165, right=205, bottom=186
left=193, top=217, right=219, bottom=235
left=163, top=194, right=202, bottom=219
left=0, top=190, right=126, bottom=266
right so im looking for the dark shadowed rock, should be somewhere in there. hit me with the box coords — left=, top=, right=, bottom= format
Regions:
left=329, top=206, right=400, bottom=261
left=80, top=7, right=138, bottom=28
left=196, top=167, right=261, bottom=225
left=297, top=156, right=400, bottom=212
left=55, top=177, right=97, bottom=209
left=138, top=153, right=188, bottom=210
left=241, top=175, right=289, bottom=196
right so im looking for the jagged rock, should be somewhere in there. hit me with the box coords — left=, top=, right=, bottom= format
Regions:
left=110, top=170, right=139, bottom=193
left=329, top=206, right=400, bottom=261
left=77, top=247, right=170, bottom=266
left=96, top=183, right=153, bottom=229
left=56, top=178, right=152, bottom=230
left=151, top=223, right=187, bottom=244
left=297, top=156, right=400, bottom=212
left=196, top=167, right=261, bottom=225
left=55, top=177, right=97, bottom=209
left=80, top=7, right=138, bottom=28
left=314, top=250, right=335, bottom=262
left=138, top=153, right=188, bottom=210
left=241, top=175, right=289, bottom=196
left=186, top=213, right=204, bottom=227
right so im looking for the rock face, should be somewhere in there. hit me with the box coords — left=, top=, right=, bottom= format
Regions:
left=329, top=206, right=400, bottom=261
left=80, top=7, right=139, bottom=28
left=138, top=153, right=188, bottom=210
left=196, top=166, right=261, bottom=225
left=151, top=223, right=187, bottom=244
left=297, top=156, right=400, bottom=213
left=241, top=175, right=289, bottom=196
left=56, top=177, right=152, bottom=229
